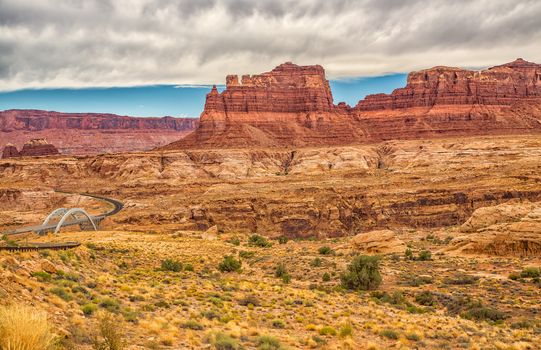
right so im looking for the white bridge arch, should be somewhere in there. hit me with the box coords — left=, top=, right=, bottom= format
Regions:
left=52, top=208, right=98, bottom=234
left=42, top=208, right=69, bottom=226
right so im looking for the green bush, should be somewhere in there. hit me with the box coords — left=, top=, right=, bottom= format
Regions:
left=181, top=320, right=204, bottom=330
left=257, top=335, right=282, bottom=349
left=239, top=251, right=255, bottom=259
left=380, top=329, right=398, bottom=340
left=238, top=294, right=260, bottom=307
left=404, top=248, right=414, bottom=260
left=218, top=256, right=242, bottom=273
left=184, top=263, right=194, bottom=272
left=340, top=255, right=382, bottom=291
left=318, top=246, right=334, bottom=255
left=318, top=326, right=337, bottom=336
left=160, top=259, right=182, bottom=272
left=275, top=263, right=291, bottom=283
left=520, top=267, right=540, bottom=278
left=322, top=272, right=331, bottom=282
left=415, top=291, right=435, bottom=306
left=50, top=287, right=72, bottom=301
left=461, top=306, right=506, bottom=322
left=99, top=298, right=120, bottom=313
left=271, top=319, right=285, bottom=328
left=417, top=250, right=432, bottom=261
left=310, top=257, right=322, bottom=267
left=277, top=236, right=289, bottom=244
left=82, top=303, right=98, bottom=316
left=210, top=332, right=239, bottom=350
left=31, top=271, right=52, bottom=282
left=227, top=237, right=241, bottom=246
left=249, top=234, right=272, bottom=248
left=339, top=323, right=353, bottom=337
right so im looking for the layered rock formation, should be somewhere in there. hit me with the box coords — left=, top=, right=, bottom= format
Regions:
left=165, top=59, right=541, bottom=149
left=164, top=62, right=363, bottom=148
left=2, top=139, right=59, bottom=158
left=446, top=201, right=541, bottom=257
left=1, top=143, right=19, bottom=158
left=0, top=110, right=198, bottom=155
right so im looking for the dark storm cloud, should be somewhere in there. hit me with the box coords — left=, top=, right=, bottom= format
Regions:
left=0, top=0, right=540, bottom=90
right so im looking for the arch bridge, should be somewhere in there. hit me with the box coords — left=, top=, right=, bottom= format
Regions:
left=2, top=193, right=123, bottom=236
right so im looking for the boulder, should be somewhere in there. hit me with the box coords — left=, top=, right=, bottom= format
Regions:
left=350, top=229, right=406, bottom=254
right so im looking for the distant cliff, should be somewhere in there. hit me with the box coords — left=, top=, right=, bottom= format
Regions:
left=163, top=59, right=541, bottom=149
left=0, top=110, right=198, bottom=155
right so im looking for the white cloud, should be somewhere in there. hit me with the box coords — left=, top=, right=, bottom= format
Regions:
left=0, top=0, right=540, bottom=90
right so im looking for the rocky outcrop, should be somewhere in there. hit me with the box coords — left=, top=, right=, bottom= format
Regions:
left=1, top=143, right=19, bottom=158
left=350, top=230, right=406, bottom=254
left=2, top=139, right=59, bottom=158
left=357, top=58, right=541, bottom=110
left=0, top=109, right=198, bottom=155
left=164, top=59, right=541, bottom=149
left=446, top=201, right=541, bottom=257
left=163, top=62, right=364, bottom=149
left=19, top=139, right=59, bottom=157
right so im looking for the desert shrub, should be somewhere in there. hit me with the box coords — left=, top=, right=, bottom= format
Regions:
left=227, top=237, right=241, bottom=246
left=520, top=267, right=541, bottom=278
left=238, top=294, right=260, bottom=307
left=184, top=263, right=194, bottom=272
left=249, top=234, right=272, bottom=248
left=274, top=263, right=291, bottom=283
left=444, top=274, right=479, bottom=285
left=311, top=257, right=323, bottom=267
left=208, top=332, right=239, bottom=350
left=277, top=236, right=289, bottom=244
left=92, top=312, right=125, bottom=350
left=380, top=329, right=399, bottom=340
left=417, top=250, right=432, bottom=261
left=202, top=310, right=220, bottom=320
left=32, top=271, right=52, bottom=282
left=239, top=251, right=255, bottom=259
left=461, top=306, right=506, bottom=322
left=508, top=272, right=521, bottom=280
left=257, top=335, right=282, bottom=349
left=318, top=246, right=334, bottom=255
left=339, top=322, right=353, bottom=337
left=82, top=303, right=99, bottom=316
left=403, top=274, right=433, bottom=286
left=99, top=298, right=121, bottom=313
left=160, top=259, right=182, bottom=272
left=271, top=319, right=285, bottom=328
left=318, top=326, right=337, bottom=336
left=0, top=304, right=56, bottom=350
left=415, top=291, right=435, bottom=306
left=182, top=320, right=204, bottom=330
left=218, top=256, right=242, bottom=273
left=50, top=287, right=73, bottom=301
left=405, top=248, right=414, bottom=260
left=405, top=333, right=420, bottom=341
left=322, top=272, right=331, bottom=282
left=371, top=290, right=406, bottom=306
left=340, top=255, right=382, bottom=291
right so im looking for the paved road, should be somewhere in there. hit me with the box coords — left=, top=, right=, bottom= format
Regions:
left=2, top=192, right=123, bottom=236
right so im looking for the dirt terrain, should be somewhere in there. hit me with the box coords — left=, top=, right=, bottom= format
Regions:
left=1, top=135, right=541, bottom=349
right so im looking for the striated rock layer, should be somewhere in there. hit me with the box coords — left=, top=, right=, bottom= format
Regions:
left=165, top=59, right=541, bottom=149
left=0, top=109, right=198, bottom=155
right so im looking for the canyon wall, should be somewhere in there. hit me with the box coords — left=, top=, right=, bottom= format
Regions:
left=164, top=59, right=541, bottom=149
left=0, top=110, right=198, bottom=155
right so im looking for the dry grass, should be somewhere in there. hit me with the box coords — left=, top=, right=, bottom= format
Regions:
left=0, top=304, right=56, bottom=350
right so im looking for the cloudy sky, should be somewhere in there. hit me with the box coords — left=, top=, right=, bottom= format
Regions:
left=0, top=0, right=540, bottom=115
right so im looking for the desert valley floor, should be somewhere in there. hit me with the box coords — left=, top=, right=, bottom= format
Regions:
left=1, top=134, right=541, bottom=349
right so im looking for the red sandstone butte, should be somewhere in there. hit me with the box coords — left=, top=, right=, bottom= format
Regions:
left=2, top=138, right=59, bottom=158
left=0, top=110, right=199, bottom=155
left=1, top=143, right=20, bottom=159
left=164, top=59, right=541, bottom=149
